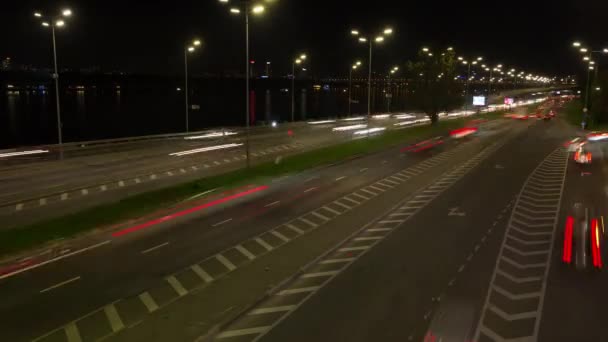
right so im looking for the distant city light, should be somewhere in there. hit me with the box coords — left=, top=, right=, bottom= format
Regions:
left=62, top=9, right=72, bottom=17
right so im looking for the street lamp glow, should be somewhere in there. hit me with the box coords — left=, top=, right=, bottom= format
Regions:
left=252, top=5, right=265, bottom=14
left=34, top=12, right=42, bottom=17
left=447, top=47, right=453, bottom=51
left=55, top=20, right=65, bottom=27
left=472, top=61, right=478, bottom=65
left=589, top=66, right=594, bottom=70
left=193, top=40, right=201, bottom=46
left=358, top=37, right=367, bottom=42
left=219, top=0, right=229, bottom=2
left=604, top=48, right=608, bottom=53
left=462, top=61, right=468, bottom=65
left=497, top=64, right=503, bottom=68
left=583, top=56, right=590, bottom=61
left=580, top=48, right=588, bottom=53
left=428, top=53, right=433, bottom=56
left=300, top=54, right=307, bottom=60
left=477, top=57, right=483, bottom=61
left=352, top=65, right=358, bottom=69
left=230, top=8, right=240, bottom=13
left=62, top=9, right=72, bottom=17
left=573, top=41, right=581, bottom=47
left=383, top=28, right=393, bottom=35
left=422, top=47, right=429, bottom=52
left=375, top=36, right=385, bottom=42
left=295, top=59, right=302, bottom=64
left=188, top=46, right=195, bottom=52
left=42, top=22, right=50, bottom=27
left=351, top=29, right=359, bottom=36
left=590, top=61, right=595, bottom=65
left=356, top=61, right=362, bottom=65
left=458, top=56, right=463, bottom=61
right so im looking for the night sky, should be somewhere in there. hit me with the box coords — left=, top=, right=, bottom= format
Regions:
left=2, top=0, right=606, bottom=78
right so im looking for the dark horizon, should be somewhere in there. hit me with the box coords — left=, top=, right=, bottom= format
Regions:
left=2, top=0, right=607, bottom=79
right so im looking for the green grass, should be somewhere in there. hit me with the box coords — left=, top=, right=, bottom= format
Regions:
left=0, top=111, right=514, bottom=258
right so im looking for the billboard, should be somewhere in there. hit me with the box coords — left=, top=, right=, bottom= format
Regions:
left=473, top=96, right=486, bottom=106
left=504, top=97, right=514, bottom=105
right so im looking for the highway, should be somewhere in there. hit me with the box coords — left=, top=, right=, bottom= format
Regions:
left=1, top=97, right=598, bottom=342
left=0, top=113, right=526, bottom=342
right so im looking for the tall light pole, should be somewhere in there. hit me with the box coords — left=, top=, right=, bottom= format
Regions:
left=387, top=66, right=399, bottom=113
left=483, top=63, right=501, bottom=96
left=184, top=39, right=201, bottom=133
left=348, top=61, right=362, bottom=117
left=291, top=53, right=307, bottom=122
left=34, top=8, right=72, bottom=146
left=219, top=0, right=267, bottom=168
left=351, top=27, right=394, bottom=136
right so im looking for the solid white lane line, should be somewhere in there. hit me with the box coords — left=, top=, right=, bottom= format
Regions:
left=255, top=237, right=274, bottom=251
left=264, top=200, right=280, bottom=208
left=301, top=271, right=339, bottom=278
left=40, top=276, right=81, bottom=293
left=335, top=176, right=347, bottom=181
left=216, top=254, right=237, bottom=271
left=311, top=211, right=330, bottom=221
left=322, top=206, right=341, bottom=215
left=320, top=258, right=356, bottom=264
left=249, top=305, right=296, bottom=315
left=65, top=322, right=82, bottom=342
left=354, top=236, right=383, bottom=241
left=212, top=218, right=233, bottom=227
left=236, top=245, right=256, bottom=260
left=390, top=212, right=411, bottom=217
left=139, top=292, right=159, bottom=312
left=286, top=223, right=304, bottom=234
left=104, top=304, right=125, bottom=332
left=279, top=286, right=320, bottom=295
left=368, top=228, right=392, bottom=232
left=304, top=187, right=318, bottom=193
left=191, top=264, right=214, bottom=283
left=166, top=275, right=188, bottom=296
left=141, top=242, right=169, bottom=254
left=299, top=217, right=318, bottom=228
left=216, top=326, right=270, bottom=339
left=271, top=230, right=290, bottom=243
left=339, top=246, right=370, bottom=252
left=379, top=220, right=404, bottom=224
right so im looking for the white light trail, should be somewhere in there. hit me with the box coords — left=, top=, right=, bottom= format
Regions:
left=184, top=131, right=238, bottom=140
left=353, top=127, right=386, bottom=135
left=341, top=116, right=366, bottom=122
left=308, top=120, right=337, bottom=125
left=0, top=149, right=50, bottom=158
left=170, top=143, right=243, bottom=156
left=372, top=114, right=390, bottom=119
left=332, top=124, right=367, bottom=132
left=393, top=114, right=417, bottom=119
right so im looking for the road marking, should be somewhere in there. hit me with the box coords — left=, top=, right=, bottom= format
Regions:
left=335, top=176, right=346, bottom=181
left=191, top=264, right=214, bottom=283
left=271, top=230, right=290, bottom=243
left=322, top=206, right=342, bottom=215
left=383, top=179, right=400, bottom=185
left=104, top=304, right=125, bottom=332
left=342, top=196, right=361, bottom=205
left=354, top=236, right=383, bottom=241
left=65, top=322, right=82, bottom=342
left=376, top=181, right=394, bottom=188
left=301, top=271, right=339, bottom=278
left=166, top=275, right=188, bottom=296
left=212, top=218, right=233, bottom=227
left=60, top=193, right=69, bottom=201
left=458, top=265, right=465, bottom=273
left=299, top=217, right=318, bottom=228
left=352, top=193, right=369, bottom=201
left=304, top=177, right=316, bottom=183
left=81, top=189, right=89, bottom=195
left=100, top=185, right=108, bottom=191
left=141, top=242, right=169, bottom=254
left=150, top=175, right=157, bottom=180
left=264, top=200, right=280, bottom=207
left=249, top=305, right=296, bottom=315
left=167, top=171, right=174, bottom=176
left=339, top=246, right=370, bottom=252
left=216, top=254, right=237, bottom=271
left=304, top=187, right=318, bottom=193
left=204, top=164, right=210, bottom=168
left=333, top=200, right=352, bottom=210
left=379, top=220, right=404, bottom=224
left=118, top=181, right=125, bottom=187
left=369, top=185, right=386, bottom=192
left=320, top=258, right=356, bottom=264
left=360, top=168, right=368, bottom=172
left=368, top=228, right=392, bottom=232
left=216, top=326, right=270, bottom=339
left=382, top=160, right=388, bottom=164
left=191, top=166, right=198, bottom=171
left=40, top=276, right=81, bottom=293
left=214, top=161, right=221, bottom=165
left=279, top=286, right=320, bottom=295
left=286, top=223, right=304, bottom=234
left=390, top=212, right=410, bottom=217
left=360, top=188, right=377, bottom=196
left=311, top=211, right=330, bottom=221
left=15, top=203, right=23, bottom=211
left=236, top=244, right=256, bottom=260
left=39, top=198, right=47, bottom=206
left=223, top=159, right=231, bottom=163
left=139, top=292, right=159, bottom=312
left=255, top=237, right=274, bottom=251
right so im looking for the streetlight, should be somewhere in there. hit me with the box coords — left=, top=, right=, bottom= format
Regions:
left=291, top=53, right=307, bottom=122
left=387, top=66, right=399, bottom=113
left=350, top=26, right=394, bottom=131
left=33, top=8, right=73, bottom=146
left=459, top=55, right=484, bottom=109
left=218, top=0, right=269, bottom=168
left=348, top=60, right=362, bottom=117
left=184, top=39, right=202, bottom=133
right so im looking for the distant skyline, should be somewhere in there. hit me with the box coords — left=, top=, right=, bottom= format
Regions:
left=1, top=0, right=606, bottom=78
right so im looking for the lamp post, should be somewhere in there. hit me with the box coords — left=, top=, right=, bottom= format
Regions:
left=184, top=39, right=201, bottom=133
left=387, top=66, right=399, bottom=113
left=34, top=8, right=72, bottom=146
left=219, top=0, right=268, bottom=168
left=351, top=27, right=393, bottom=136
left=348, top=61, right=362, bottom=117
left=291, top=53, right=307, bottom=122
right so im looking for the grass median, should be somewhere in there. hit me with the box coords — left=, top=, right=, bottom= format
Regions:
left=0, top=110, right=526, bottom=258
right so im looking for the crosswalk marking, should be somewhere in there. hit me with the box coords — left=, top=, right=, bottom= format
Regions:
left=322, top=206, right=342, bottom=215
left=236, top=244, right=256, bottom=260
left=216, top=254, right=237, bottom=271
left=299, top=217, right=318, bottom=228
left=286, top=223, right=304, bottom=234
left=191, top=264, right=214, bottom=283
left=65, top=322, right=82, bottom=342
left=255, top=237, right=274, bottom=251
left=249, top=305, right=296, bottom=315
left=311, top=211, right=330, bottom=221
left=271, top=230, right=290, bottom=243
left=104, top=304, right=125, bottom=332
left=139, top=292, right=159, bottom=313
left=166, top=276, right=188, bottom=297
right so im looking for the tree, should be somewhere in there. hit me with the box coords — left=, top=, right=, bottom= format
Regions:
left=406, top=49, right=464, bottom=124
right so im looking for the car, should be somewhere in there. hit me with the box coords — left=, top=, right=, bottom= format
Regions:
left=573, top=146, right=592, bottom=164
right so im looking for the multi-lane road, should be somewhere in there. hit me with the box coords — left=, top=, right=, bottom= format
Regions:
left=1, top=97, right=604, bottom=342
